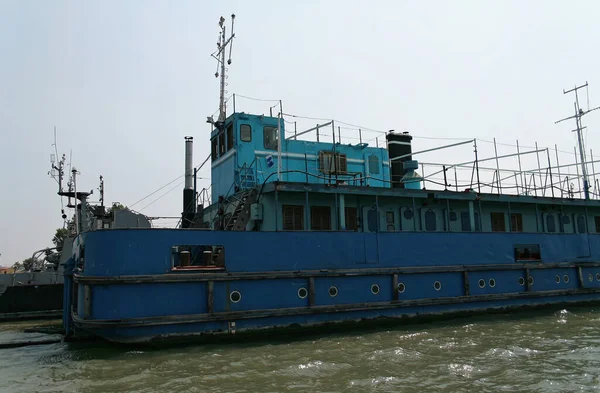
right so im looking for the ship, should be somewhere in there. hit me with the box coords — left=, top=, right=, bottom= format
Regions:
left=0, top=247, right=65, bottom=321
left=59, top=15, right=600, bottom=344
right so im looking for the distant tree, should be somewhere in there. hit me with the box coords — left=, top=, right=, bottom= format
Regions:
left=106, top=203, right=126, bottom=215
left=52, top=227, right=70, bottom=251
left=21, top=257, right=35, bottom=271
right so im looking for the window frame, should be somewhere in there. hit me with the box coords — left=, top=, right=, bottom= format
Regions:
left=319, top=151, right=348, bottom=174
left=311, top=206, right=332, bottom=230
left=240, top=124, right=252, bottom=142
left=490, top=212, right=506, bottom=232
left=282, top=205, right=304, bottom=231
left=263, top=126, right=279, bottom=150
left=510, top=213, right=523, bottom=232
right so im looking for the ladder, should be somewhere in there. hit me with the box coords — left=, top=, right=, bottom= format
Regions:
left=224, top=188, right=258, bottom=231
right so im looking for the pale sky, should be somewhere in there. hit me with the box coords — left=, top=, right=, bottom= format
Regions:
left=1, top=0, right=600, bottom=265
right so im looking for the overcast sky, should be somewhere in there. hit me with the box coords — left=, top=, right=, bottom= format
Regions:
left=1, top=0, right=600, bottom=265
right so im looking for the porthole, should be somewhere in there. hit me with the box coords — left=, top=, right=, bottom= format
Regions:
left=596, top=273, right=600, bottom=281
left=230, top=290, right=242, bottom=303
left=397, top=282, right=406, bottom=293
left=589, top=274, right=594, bottom=282
left=329, top=286, right=338, bottom=297
left=489, top=278, right=496, bottom=288
left=563, top=275, right=570, bottom=283
left=434, top=281, right=442, bottom=291
left=371, top=284, right=380, bottom=295
left=528, top=276, right=534, bottom=286
left=478, top=279, right=485, bottom=288
left=555, top=275, right=561, bottom=284
left=518, top=277, right=525, bottom=286
left=298, top=287, right=308, bottom=299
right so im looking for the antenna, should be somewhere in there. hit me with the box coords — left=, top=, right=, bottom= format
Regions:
left=555, top=81, right=600, bottom=200
left=209, top=14, right=236, bottom=128
left=98, top=175, right=105, bottom=209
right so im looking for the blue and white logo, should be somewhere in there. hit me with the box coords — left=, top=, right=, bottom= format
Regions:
left=266, top=155, right=274, bottom=168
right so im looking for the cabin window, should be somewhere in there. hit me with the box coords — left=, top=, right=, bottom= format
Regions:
left=219, top=132, right=225, bottom=156
left=511, top=213, right=523, bottom=232
left=282, top=205, right=304, bottom=230
left=263, top=126, right=278, bottom=150
left=546, top=214, right=556, bottom=233
left=240, top=124, right=252, bottom=142
left=211, top=137, right=218, bottom=161
left=319, top=151, right=348, bottom=174
left=577, top=215, right=586, bottom=233
left=475, top=212, right=481, bottom=231
left=226, top=123, right=234, bottom=151
left=425, top=210, right=436, bottom=231
left=595, top=216, right=600, bottom=233
left=491, top=212, right=505, bottom=232
left=461, top=212, right=471, bottom=231
left=345, top=207, right=358, bottom=231
left=367, top=209, right=378, bottom=232
left=514, top=244, right=541, bottom=261
left=311, top=206, right=331, bottom=230
left=368, top=155, right=380, bottom=174
left=386, top=211, right=395, bottom=231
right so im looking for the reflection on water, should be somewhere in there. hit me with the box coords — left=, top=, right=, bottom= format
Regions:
left=2, top=308, right=600, bottom=392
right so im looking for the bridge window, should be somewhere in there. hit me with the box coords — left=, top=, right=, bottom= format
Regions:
left=226, top=124, right=234, bottom=151
left=546, top=214, right=556, bottom=233
left=219, top=132, right=225, bottom=156
left=595, top=216, right=600, bottom=232
left=425, top=210, right=436, bottom=231
left=511, top=213, right=523, bottom=232
left=211, top=137, right=218, bottom=161
left=311, top=206, right=331, bottom=230
left=367, top=209, right=378, bottom=232
left=386, top=211, right=395, bottom=231
left=264, top=126, right=278, bottom=150
left=461, top=212, right=471, bottom=231
left=345, top=207, right=358, bottom=231
left=282, top=205, right=304, bottom=231
left=240, top=124, right=252, bottom=142
left=368, top=155, right=380, bottom=174
left=491, top=212, right=505, bottom=232
left=319, top=151, right=347, bottom=174
left=577, top=215, right=586, bottom=233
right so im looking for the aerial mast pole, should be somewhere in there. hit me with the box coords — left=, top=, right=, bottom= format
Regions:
left=209, top=14, right=236, bottom=129
left=555, top=82, right=600, bottom=200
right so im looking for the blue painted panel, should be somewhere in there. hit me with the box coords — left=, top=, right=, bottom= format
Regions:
left=314, top=276, right=392, bottom=306
left=469, top=270, right=524, bottom=295
left=88, top=292, right=600, bottom=343
left=396, top=273, right=464, bottom=300
left=213, top=279, right=309, bottom=312
left=88, top=283, right=207, bottom=319
left=581, top=267, right=600, bottom=288
left=529, top=268, right=579, bottom=291
left=82, top=230, right=600, bottom=276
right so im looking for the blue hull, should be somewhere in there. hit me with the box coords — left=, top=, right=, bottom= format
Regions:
left=65, top=229, right=600, bottom=344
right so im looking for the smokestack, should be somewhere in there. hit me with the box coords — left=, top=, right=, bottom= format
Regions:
left=185, top=136, right=194, bottom=190
left=182, top=136, right=195, bottom=228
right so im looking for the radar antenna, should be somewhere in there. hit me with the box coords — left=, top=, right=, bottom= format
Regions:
left=208, top=14, right=236, bottom=129
left=555, top=82, right=600, bottom=200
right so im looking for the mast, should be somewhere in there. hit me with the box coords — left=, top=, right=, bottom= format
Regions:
left=208, top=14, right=236, bottom=128
left=555, top=82, right=600, bottom=200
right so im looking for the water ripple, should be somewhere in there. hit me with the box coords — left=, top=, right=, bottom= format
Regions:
left=2, top=308, right=600, bottom=392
